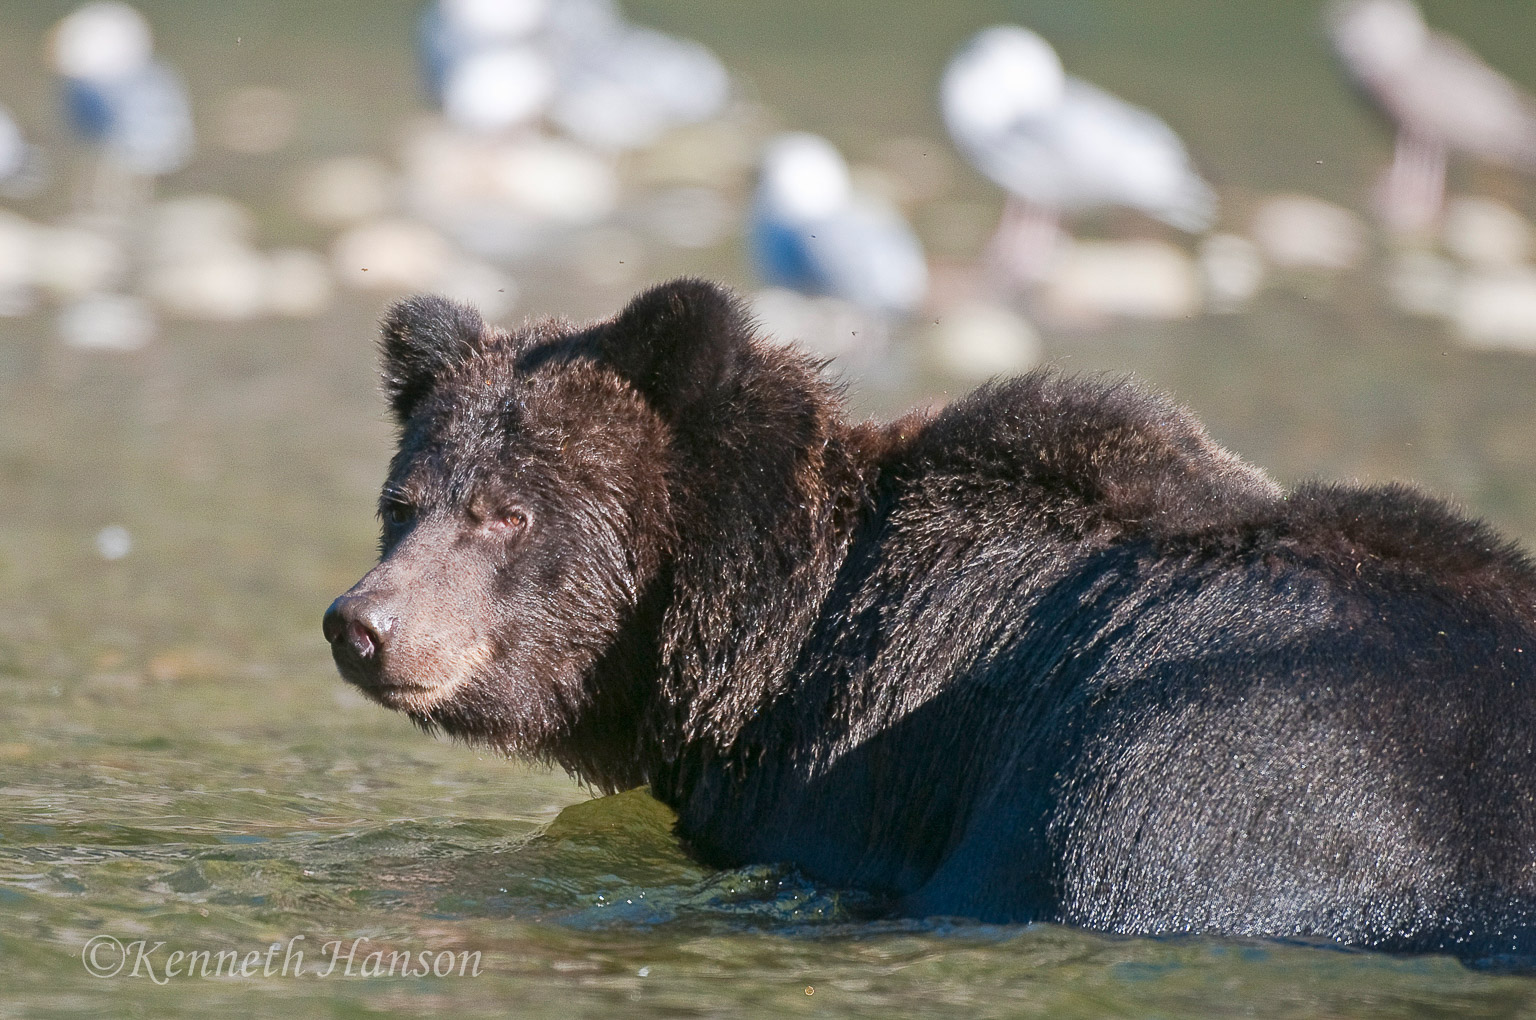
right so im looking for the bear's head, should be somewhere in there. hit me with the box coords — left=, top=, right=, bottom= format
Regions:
left=322, top=279, right=758, bottom=784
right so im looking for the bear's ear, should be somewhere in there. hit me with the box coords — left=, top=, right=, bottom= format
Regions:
left=378, top=295, right=489, bottom=422
left=600, top=278, right=750, bottom=420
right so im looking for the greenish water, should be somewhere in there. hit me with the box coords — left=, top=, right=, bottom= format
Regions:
left=5, top=1, right=1536, bottom=1016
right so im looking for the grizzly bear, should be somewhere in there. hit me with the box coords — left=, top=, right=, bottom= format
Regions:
left=325, top=278, right=1536, bottom=961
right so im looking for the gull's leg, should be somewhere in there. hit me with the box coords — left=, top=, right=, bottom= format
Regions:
left=985, top=198, right=1062, bottom=290
left=1374, top=131, right=1447, bottom=237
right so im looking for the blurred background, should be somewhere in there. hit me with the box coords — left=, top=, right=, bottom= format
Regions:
left=4, top=2, right=1536, bottom=1013
left=3, top=0, right=1535, bottom=680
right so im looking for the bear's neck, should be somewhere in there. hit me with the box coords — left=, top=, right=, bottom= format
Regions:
left=639, top=376, right=889, bottom=801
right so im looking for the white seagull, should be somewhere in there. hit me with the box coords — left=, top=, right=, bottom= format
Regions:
left=749, top=132, right=928, bottom=318
left=545, top=0, right=731, bottom=153
left=416, top=0, right=730, bottom=150
left=941, top=25, right=1215, bottom=282
left=418, top=0, right=554, bottom=133
left=51, top=2, right=193, bottom=178
left=1328, top=0, right=1536, bottom=234
left=0, top=105, right=45, bottom=200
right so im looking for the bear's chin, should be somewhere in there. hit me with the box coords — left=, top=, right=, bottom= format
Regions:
left=347, top=671, right=472, bottom=716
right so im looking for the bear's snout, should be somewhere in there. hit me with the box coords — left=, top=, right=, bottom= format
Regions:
left=323, top=592, right=395, bottom=677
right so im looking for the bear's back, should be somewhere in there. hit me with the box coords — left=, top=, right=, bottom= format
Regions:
left=889, top=371, right=1536, bottom=611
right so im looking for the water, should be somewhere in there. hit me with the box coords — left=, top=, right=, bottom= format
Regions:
left=4, top=1, right=1536, bottom=1015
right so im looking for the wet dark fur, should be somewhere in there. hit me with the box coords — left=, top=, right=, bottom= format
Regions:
left=334, top=278, right=1536, bottom=963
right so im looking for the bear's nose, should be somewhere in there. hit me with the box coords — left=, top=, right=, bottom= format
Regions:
left=323, top=593, right=394, bottom=662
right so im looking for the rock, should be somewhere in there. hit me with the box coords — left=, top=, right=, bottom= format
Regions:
left=0, top=210, right=38, bottom=316
left=1442, top=196, right=1532, bottom=269
left=1044, top=239, right=1202, bottom=323
left=1251, top=194, right=1366, bottom=271
left=1198, top=232, right=1265, bottom=313
left=490, top=135, right=618, bottom=224
left=332, top=218, right=453, bottom=292
left=145, top=194, right=257, bottom=263
left=57, top=292, right=157, bottom=351
left=143, top=242, right=267, bottom=320
left=95, top=524, right=131, bottom=560
left=928, top=300, right=1041, bottom=381
left=1453, top=268, right=1536, bottom=352
left=296, top=156, right=396, bottom=227
left=442, top=46, right=554, bottom=133
left=35, top=225, right=126, bottom=298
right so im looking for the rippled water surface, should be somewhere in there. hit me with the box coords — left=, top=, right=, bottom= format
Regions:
left=5, top=1, right=1536, bottom=1015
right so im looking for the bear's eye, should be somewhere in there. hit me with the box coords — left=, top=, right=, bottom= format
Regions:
left=385, top=502, right=415, bottom=526
left=487, top=509, right=530, bottom=534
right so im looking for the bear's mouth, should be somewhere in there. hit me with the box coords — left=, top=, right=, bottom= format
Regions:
left=331, top=648, right=479, bottom=715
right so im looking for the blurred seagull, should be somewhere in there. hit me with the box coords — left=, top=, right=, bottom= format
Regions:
left=942, top=25, right=1215, bottom=284
left=50, top=2, right=192, bottom=212
left=750, top=132, right=928, bottom=318
left=1328, top=0, right=1536, bottom=234
left=0, top=105, right=46, bottom=200
left=545, top=3, right=731, bottom=153
left=418, top=0, right=554, bottom=133
left=416, top=0, right=729, bottom=149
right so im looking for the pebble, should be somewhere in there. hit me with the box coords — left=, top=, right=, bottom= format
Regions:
left=1442, top=196, right=1532, bottom=269
left=143, top=243, right=267, bottom=320
left=928, top=301, right=1041, bottom=382
left=400, top=122, right=493, bottom=216
left=136, top=195, right=334, bottom=320
left=35, top=224, right=127, bottom=298
left=1044, top=239, right=1202, bottom=324
left=0, top=210, right=37, bottom=316
left=57, top=292, right=157, bottom=351
left=549, top=28, right=731, bottom=153
left=1198, top=232, right=1265, bottom=313
left=401, top=125, right=619, bottom=259
left=332, top=218, right=453, bottom=292
left=1251, top=194, right=1365, bottom=272
left=296, top=157, right=397, bottom=227
left=145, top=194, right=256, bottom=261
left=1453, top=268, right=1536, bottom=352
left=95, top=524, right=132, bottom=560
left=141, top=195, right=264, bottom=319
left=491, top=135, right=618, bottom=224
